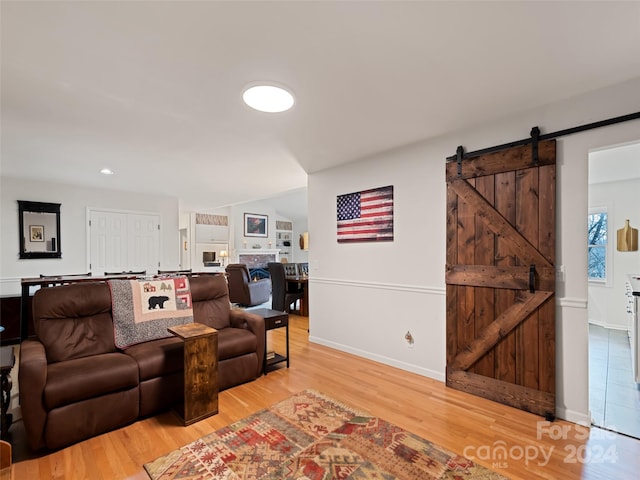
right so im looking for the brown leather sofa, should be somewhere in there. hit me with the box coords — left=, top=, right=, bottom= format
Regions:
left=18, top=274, right=265, bottom=451
left=225, top=263, right=271, bottom=307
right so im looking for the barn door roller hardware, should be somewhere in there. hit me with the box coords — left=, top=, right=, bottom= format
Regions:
left=447, top=111, right=640, bottom=162
left=454, top=126, right=539, bottom=173
left=531, top=126, right=540, bottom=166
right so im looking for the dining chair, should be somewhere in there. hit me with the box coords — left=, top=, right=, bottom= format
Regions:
left=104, top=270, right=146, bottom=276
left=39, top=272, right=91, bottom=278
left=157, top=269, right=192, bottom=275
left=283, top=263, right=299, bottom=277
left=268, top=262, right=303, bottom=313
left=38, top=273, right=92, bottom=288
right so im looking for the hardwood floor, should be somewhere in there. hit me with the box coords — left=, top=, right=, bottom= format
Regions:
left=7, top=314, right=640, bottom=479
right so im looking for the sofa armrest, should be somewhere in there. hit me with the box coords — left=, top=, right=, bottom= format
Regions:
left=18, top=339, right=48, bottom=450
left=229, top=309, right=265, bottom=375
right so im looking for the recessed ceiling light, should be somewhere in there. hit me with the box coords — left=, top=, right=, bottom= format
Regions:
left=100, top=168, right=114, bottom=175
left=242, top=84, right=295, bottom=113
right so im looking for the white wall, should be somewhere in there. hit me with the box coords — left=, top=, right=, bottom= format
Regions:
left=307, top=76, right=640, bottom=425
left=292, top=219, right=309, bottom=264
left=0, top=176, right=180, bottom=295
left=228, top=202, right=307, bottom=264
left=229, top=202, right=277, bottom=255
left=588, top=178, right=640, bottom=330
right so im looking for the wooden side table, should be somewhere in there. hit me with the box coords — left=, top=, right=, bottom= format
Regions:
left=0, top=345, right=15, bottom=438
left=167, top=323, right=219, bottom=426
left=251, top=308, right=289, bottom=374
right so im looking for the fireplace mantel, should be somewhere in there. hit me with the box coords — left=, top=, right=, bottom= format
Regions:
left=235, top=249, right=280, bottom=268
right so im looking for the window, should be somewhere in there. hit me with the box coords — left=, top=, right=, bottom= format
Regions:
left=588, top=209, right=608, bottom=281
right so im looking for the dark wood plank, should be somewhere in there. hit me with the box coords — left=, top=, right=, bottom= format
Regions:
left=457, top=178, right=476, bottom=357
left=446, top=182, right=458, bottom=267
left=472, top=175, right=495, bottom=377
left=450, top=291, right=553, bottom=372
left=445, top=265, right=555, bottom=291
left=516, top=167, right=540, bottom=390
left=446, top=368, right=555, bottom=418
left=445, top=140, right=556, bottom=181
left=446, top=182, right=459, bottom=365
left=538, top=164, right=556, bottom=395
left=445, top=284, right=458, bottom=366
left=494, top=171, right=517, bottom=384
left=448, top=178, right=552, bottom=269
left=538, top=164, right=556, bottom=264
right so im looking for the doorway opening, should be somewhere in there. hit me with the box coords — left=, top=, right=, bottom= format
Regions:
left=588, top=141, right=640, bottom=439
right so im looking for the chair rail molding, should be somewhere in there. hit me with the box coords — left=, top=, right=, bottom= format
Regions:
left=310, top=277, right=446, bottom=296
left=311, top=277, right=589, bottom=309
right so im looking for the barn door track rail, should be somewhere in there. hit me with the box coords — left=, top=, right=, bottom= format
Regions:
left=449, top=110, right=640, bottom=167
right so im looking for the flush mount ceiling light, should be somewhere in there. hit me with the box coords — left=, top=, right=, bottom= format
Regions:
left=100, top=168, right=114, bottom=175
left=242, top=84, right=295, bottom=113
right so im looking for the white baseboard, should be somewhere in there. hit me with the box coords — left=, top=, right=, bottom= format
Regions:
left=556, top=406, right=592, bottom=426
left=309, top=336, right=445, bottom=383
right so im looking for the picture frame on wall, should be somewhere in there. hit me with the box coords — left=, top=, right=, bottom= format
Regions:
left=244, top=213, right=268, bottom=237
left=30, top=225, right=45, bottom=242
left=337, top=185, right=394, bottom=243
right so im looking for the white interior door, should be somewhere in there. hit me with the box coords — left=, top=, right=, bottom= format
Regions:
left=89, top=210, right=160, bottom=275
left=128, top=213, right=160, bottom=274
left=90, top=210, right=127, bottom=274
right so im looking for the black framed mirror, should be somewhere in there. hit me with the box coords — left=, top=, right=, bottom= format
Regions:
left=18, top=200, right=62, bottom=259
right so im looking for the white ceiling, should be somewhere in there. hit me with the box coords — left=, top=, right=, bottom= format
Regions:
left=2, top=1, right=640, bottom=220
left=589, top=141, right=640, bottom=185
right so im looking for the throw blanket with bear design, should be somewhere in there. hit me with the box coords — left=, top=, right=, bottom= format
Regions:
left=109, top=277, right=193, bottom=349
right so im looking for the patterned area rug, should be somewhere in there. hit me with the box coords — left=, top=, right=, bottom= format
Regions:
left=145, top=390, right=508, bottom=479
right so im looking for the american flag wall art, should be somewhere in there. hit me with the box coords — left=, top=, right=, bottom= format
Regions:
left=337, top=185, right=394, bottom=243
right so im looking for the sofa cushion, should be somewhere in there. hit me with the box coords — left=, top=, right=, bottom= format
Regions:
left=44, top=353, right=138, bottom=410
left=191, top=275, right=232, bottom=330
left=218, top=328, right=258, bottom=361
left=123, top=336, right=184, bottom=381
left=33, top=282, right=117, bottom=363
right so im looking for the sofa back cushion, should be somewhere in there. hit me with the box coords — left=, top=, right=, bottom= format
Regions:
left=33, top=282, right=116, bottom=363
left=190, top=274, right=231, bottom=330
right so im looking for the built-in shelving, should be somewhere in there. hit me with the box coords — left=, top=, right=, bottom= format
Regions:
left=275, top=220, right=293, bottom=262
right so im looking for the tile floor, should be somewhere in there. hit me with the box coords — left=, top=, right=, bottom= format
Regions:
left=589, top=324, right=640, bottom=439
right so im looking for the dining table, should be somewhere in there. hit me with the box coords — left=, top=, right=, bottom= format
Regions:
left=285, top=275, right=309, bottom=316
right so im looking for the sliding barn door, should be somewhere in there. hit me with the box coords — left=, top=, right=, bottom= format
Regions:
left=445, top=140, right=556, bottom=419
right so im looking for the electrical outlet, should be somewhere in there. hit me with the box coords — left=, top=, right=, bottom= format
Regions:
left=404, top=331, right=414, bottom=348
left=556, top=265, right=565, bottom=282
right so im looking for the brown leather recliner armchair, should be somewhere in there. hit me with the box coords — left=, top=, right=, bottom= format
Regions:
left=225, top=263, right=271, bottom=307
